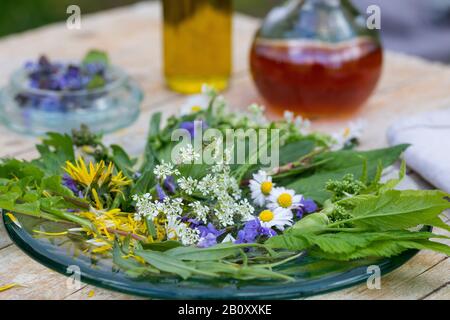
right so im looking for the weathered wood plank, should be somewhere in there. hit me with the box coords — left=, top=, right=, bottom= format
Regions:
left=0, top=245, right=76, bottom=300
left=423, top=283, right=450, bottom=300
left=64, top=286, right=142, bottom=300
left=308, top=252, right=448, bottom=300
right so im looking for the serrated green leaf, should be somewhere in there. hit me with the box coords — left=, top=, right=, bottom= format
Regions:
left=341, top=190, right=450, bottom=231
left=288, top=145, right=409, bottom=204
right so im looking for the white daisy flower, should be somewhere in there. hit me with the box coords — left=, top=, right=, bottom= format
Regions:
left=180, top=94, right=209, bottom=115
left=258, top=208, right=293, bottom=231
left=249, top=170, right=274, bottom=207
left=267, top=187, right=303, bottom=214
left=331, top=120, right=365, bottom=151
left=284, top=111, right=295, bottom=123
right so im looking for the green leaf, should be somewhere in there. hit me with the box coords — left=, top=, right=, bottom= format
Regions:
left=379, top=160, right=407, bottom=193
left=290, top=211, right=329, bottom=233
left=166, top=243, right=241, bottom=261
left=87, top=74, right=105, bottom=89
left=130, top=169, right=155, bottom=196
left=34, top=133, right=75, bottom=174
left=113, top=241, right=160, bottom=277
left=267, top=229, right=449, bottom=256
left=140, top=112, right=162, bottom=171
left=278, top=139, right=316, bottom=165
left=312, top=239, right=450, bottom=261
left=142, top=241, right=182, bottom=252
left=340, top=190, right=450, bottom=231
left=135, top=249, right=218, bottom=280
left=82, top=49, right=109, bottom=65
left=111, top=145, right=137, bottom=178
left=288, top=145, right=409, bottom=204
left=41, top=175, right=73, bottom=197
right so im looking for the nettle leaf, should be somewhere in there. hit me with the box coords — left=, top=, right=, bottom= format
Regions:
left=311, top=239, right=450, bottom=261
left=0, top=159, right=44, bottom=181
left=288, top=145, right=408, bottom=204
left=344, top=190, right=450, bottom=231
left=266, top=229, right=449, bottom=256
left=41, top=175, right=73, bottom=197
left=34, top=132, right=75, bottom=174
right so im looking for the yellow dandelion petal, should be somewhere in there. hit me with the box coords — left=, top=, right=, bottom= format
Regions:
left=92, top=188, right=103, bottom=210
left=0, top=283, right=20, bottom=293
left=33, top=230, right=68, bottom=237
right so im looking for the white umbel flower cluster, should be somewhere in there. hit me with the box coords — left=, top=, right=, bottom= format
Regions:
left=133, top=194, right=184, bottom=221
left=178, top=176, right=198, bottom=195
left=175, top=144, right=201, bottom=164
left=188, top=201, right=209, bottom=224
left=153, top=161, right=180, bottom=180
left=166, top=216, right=200, bottom=246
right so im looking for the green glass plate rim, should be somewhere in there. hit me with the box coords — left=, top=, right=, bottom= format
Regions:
left=2, top=214, right=420, bottom=300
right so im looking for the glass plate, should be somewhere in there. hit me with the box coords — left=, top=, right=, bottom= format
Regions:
left=3, top=213, right=419, bottom=300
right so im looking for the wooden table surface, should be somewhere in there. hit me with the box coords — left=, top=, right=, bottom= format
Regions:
left=0, top=2, right=449, bottom=300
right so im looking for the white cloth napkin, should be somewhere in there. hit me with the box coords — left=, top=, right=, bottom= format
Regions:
left=387, top=108, right=450, bottom=192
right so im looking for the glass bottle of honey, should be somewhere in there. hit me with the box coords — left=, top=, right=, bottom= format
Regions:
left=250, top=0, right=383, bottom=118
left=162, top=0, right=233, bottom=94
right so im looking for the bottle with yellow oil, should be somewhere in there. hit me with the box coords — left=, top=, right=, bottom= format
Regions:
left=162, top=0, right=233, bottom=94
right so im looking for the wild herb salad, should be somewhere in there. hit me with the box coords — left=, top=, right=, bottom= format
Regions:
left=1, top=87, right=449, bottom=282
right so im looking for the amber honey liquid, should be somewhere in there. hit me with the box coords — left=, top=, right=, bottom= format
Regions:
left=250, top=37, right=383, bottom=118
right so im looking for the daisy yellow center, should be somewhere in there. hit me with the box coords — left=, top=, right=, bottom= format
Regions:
left=191, top=105, right=202, bottom=113
left=277, top=193, right=293, bottom=208
left=260, top=181, right=273, bottom=195
left=344, top=127, right=351, bottom=138
left=259, top=210, right=274, bottom=223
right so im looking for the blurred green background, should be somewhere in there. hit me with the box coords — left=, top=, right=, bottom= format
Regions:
left=0, top=0, right=281, bottom=38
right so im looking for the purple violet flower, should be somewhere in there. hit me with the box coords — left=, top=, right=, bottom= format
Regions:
left=235, top=219, right=276, bottom=244
left=197, top=223, right=225, bottom=248
left=133, top=171, right=142, bottom=179
left=180, top=216, right=202, bottom=229
left=179, top=121, right=208, bottom=138
left=163, top=176, right=177, bottom=194
left=198, top=233, right=218, bottom=248
left=156, top=183, right=167, bottom=202
left=295, top=198, right=319, bottom=219
left=62, top=174, right=79, bottom=195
